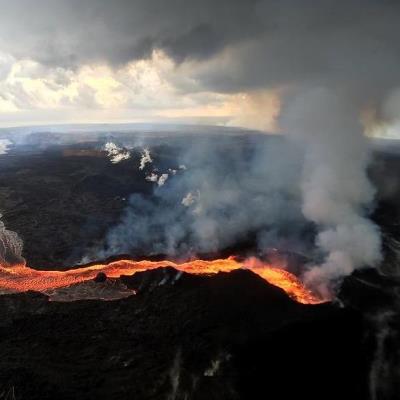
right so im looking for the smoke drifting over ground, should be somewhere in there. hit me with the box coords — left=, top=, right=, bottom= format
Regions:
left=82, top=133, right=313, bottom=265
left=0, top=121, right=390, bottom=298
left=71, top=116, right=382, bottom=296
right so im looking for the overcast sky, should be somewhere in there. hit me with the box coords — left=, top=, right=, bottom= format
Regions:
left=0, top=0, right=399, bottom=134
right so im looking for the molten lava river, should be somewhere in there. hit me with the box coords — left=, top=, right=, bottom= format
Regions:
left=0, top=256, right=322, bottom=304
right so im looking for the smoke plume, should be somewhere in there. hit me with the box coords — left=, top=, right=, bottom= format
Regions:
left=86, top=99, right=384, bottom=296
left=281, top=88, right=382, bottom=296
left=82, top=132, right=311, bottom=263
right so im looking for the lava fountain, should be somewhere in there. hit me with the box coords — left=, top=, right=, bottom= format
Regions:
left=0, top=256, right=323, bottom=304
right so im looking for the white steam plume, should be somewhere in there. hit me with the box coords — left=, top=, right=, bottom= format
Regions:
left=145, top=172, right=169, bottom=186
left=157, top=173, right=169, bottom=186
left=103, top=142, right=131, bottom=164
left=139, top=148, right=152, bottom=170
left=181, top=191, right=198, bottom=207
left=0, top=139, right=12, bottom=155
left=145, top=172, right=159, bottom=183
left=282, top=88, right=382, bottom=297
left=83, top=134, right=308, bottom=262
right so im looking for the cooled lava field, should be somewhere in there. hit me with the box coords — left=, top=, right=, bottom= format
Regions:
left=0, top=128, right=398, bottom=400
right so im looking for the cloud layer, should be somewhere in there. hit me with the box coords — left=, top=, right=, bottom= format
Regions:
left=0, top=1, right=399, bottom=128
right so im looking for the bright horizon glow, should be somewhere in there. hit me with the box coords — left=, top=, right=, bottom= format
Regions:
left=0, top=50, right=281, bottom=132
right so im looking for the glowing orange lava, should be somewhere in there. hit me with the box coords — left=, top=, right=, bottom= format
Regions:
left=0, top=256, right=322, bottom=304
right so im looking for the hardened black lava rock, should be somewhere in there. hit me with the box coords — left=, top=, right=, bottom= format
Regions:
left=93, top=272, right=108, bottom=283
left=338, top=268, right=400, bottom=400
left=0, top=268, right=369, bottom=400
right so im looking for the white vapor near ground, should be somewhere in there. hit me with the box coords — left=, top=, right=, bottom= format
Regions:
left=139, top=148, right=153, bottom=170
left=103, top=142, right=131, bottom=164
left=0, top=139, right=11, bottom=155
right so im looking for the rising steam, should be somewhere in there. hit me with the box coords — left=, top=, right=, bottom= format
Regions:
left=82, top=132, right=309, bottom=264
left=88, top=107, right=383, bottom=297
left=139, top=148, right=153, bottom=170
left=0, top=216, right=24, bottom=266
left=282, top=88, right=382, bottom=296
left=104, top=142, right=131, bottom=164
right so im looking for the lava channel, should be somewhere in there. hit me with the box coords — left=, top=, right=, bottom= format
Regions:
left=0, top=256, right=323, bottom=304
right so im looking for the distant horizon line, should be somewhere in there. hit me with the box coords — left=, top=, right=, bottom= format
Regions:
left=0, top=122, right=397, bottom=141
left=0, top=122, right=266, bottom=134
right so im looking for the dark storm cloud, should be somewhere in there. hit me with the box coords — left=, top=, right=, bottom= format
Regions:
left=0, top=0, right=260, bottom=67
left=195, top=1, right=400, bottom=96
left=0, top=0, right=398, bottom=94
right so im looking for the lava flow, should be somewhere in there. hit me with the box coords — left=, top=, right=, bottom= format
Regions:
left=0, top=256, right=322, bottom=304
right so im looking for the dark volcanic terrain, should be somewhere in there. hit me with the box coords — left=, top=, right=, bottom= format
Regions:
left=0, top=134, right=398, bottom=270
left=0, top=131, right=398, bottom=399
left=0, top=145, right=149, bottom=268
left=0, top=268, right=368, bottom=400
